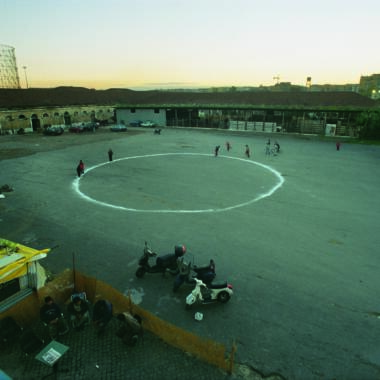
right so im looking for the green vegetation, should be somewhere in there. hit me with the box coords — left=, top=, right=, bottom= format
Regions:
left=357, top=110, right=380, bottom=139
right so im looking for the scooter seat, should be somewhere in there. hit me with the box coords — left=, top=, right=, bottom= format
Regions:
left=193, top=259, right=215, bottom=274
left=194, top=265, right=214, bottom=274
left=156, top=254, right=176, bottom=267
left=209, top=282, right=227, bottom=289
left=192, top=271, right=215, bottom=284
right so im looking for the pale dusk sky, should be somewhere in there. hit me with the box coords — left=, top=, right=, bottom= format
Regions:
left=1, top=0, right=379, bottom=90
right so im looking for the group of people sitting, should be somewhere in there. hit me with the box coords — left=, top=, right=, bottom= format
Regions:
left=40, top=295, right=142, bottom=345
left=40, top=295, right=113, bottom=338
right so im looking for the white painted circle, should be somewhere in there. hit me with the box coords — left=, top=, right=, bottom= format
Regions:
left=72, top=153, right=284, bottom=213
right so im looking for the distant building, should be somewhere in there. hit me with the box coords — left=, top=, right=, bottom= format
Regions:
left=310, top=83, right=359, bottom=92
left=359, top=74, right=380, bottom=99
left=0, top=87, right=377, bottom=137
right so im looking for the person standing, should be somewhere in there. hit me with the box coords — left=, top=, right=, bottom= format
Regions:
left=245, top=145, right=251, bottom=158
left=336, top=141, right=341, bottom=151
left=214, top=145, right=220, bottom=157
left=226, top=141, right=231, bottom=152
left=108, top=148, right=113, bottom=161
left=265, top=139, right=271, bottom=156
left=76, top=160, right=85, bottom=177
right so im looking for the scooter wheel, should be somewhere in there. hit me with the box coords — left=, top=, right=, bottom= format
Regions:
left=217, top=291, right=230, bottom=303
left=135, top=268, right=145, bottom=278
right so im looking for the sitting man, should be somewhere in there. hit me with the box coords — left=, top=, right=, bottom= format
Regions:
left=40, top=296, right=69, bottom=339
left=92, top=299, right=113, bottom=335
left=116, top=312, right=143, bottom=346
left=67, top=296, right=90, bottom=330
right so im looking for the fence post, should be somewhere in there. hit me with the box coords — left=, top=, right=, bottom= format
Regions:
left=228, top=340, right=237, bottom=374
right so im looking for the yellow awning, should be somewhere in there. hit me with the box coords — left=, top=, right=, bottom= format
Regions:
left=0, top=238, right=51, bottom=284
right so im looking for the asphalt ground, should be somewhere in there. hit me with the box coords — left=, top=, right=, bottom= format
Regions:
left=1, top=127, right=380, bottom=379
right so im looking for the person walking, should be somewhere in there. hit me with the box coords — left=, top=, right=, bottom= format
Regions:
left=265, top=138, right=271, bottom=156
left=265, top=143, right=271, bottom=156
left=245, top=145, right=250, bottom=158
left=214, top=145, right=220, bottom=157
left=226, top=141, right=231, bottom=152
left=336, top=141, right=341, bottom=151
left=108, top=148, right=113, bottom=161
left=76, top=160, right=85, bottom=177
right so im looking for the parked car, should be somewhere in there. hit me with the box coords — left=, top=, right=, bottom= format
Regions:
left=140, top=120, right=156, bottom=128
left=98, top=119, right=111, bottom=126
left=111, top=124, right=127, bottom=132
left=69, top=124, right=85, bottom=133
left=43, top=126, right=64, bottom=136
left=83, top=122, right=100, bottom=131
left=129, top=120, right=142, bottom=127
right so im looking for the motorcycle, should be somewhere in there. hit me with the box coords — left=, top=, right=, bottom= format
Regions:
left=173, top=258, right=216, bottom=292
left=135, top=241, right=186, bottom=278
left=185, top=278, right=233, bottom=309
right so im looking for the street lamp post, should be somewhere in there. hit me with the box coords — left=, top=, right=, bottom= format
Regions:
left=22, top=66, right=29, bottom=89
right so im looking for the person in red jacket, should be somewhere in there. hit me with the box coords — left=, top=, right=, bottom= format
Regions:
left=76, top=160, right=85, bottom=177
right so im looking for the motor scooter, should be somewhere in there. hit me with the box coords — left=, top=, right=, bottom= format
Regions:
left=185, top=278, right=233, bottom=309
left=173, top=258, right=216, bottom=292
left=135, top=241, right=186, bottom=278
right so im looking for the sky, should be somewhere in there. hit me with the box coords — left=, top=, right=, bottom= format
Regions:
left=1, top=0, right=379, bottom=90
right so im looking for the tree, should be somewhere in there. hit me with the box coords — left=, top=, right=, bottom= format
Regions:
left=357, top=111, right=380, bottom=139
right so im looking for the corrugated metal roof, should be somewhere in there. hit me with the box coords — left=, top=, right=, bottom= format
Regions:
left=0, top=87, right=377, bottom=110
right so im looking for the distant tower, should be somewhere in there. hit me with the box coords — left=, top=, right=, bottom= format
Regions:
left=306, top=76, right=312, bottom=88
left=0, top=44, right=21, bottom=89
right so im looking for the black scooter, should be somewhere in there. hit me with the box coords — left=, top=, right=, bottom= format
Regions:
left=135, top=241, right=186, bottom=278
left=173, top=258, right=216, bottom=292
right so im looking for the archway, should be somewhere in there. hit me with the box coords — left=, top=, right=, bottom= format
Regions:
left=64, top=111, right=72, bottom=126
left=31, top=114, right=40, bottom=131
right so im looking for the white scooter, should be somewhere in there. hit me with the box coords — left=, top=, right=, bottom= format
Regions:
left=185, top=278, right=233, bottom=309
